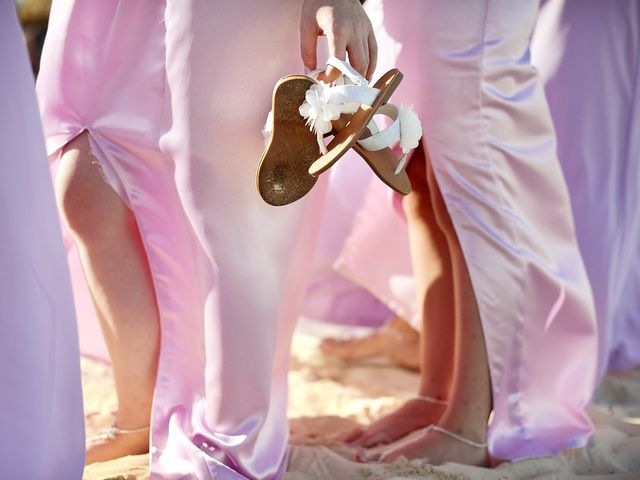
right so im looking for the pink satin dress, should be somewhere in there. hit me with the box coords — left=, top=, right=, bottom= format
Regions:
left=1, top=3, right=84, bottom=478
left=37, top=1, right=325, bottom=479
left=332, top=0, right=599, bottom=461
left=532, top=0, right=640, bottom=381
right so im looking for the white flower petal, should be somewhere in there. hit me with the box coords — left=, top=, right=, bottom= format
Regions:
left=326, top=104, right=341, bottom=120
left=399, top=105, right=423, bottom=153
left=299, top=103, right=312, bottom=117
left=316, top=119, right=333, bottom=135
left=305, top=87, right=318, bottom=105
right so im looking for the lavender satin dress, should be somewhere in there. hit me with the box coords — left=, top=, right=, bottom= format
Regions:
left=37, top=1, right=325, bottom=478
left=333, top=0, right=599, bottom=461
left=533, top=0, right=640, bottom=380
left=1, top=3, right=84, bottom=478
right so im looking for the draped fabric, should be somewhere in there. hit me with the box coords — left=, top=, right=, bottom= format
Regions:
left=37, top=1, right=326, bottom=478
left=0, top=2, right=84, bottom=478
left=332, top=0, right=599, bottom=461
left=533, top=0, right=640, bottom=379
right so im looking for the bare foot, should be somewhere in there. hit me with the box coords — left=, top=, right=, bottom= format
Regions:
left=345, top=398, right=447, bottom=448
left=320, top=317, right=420, bottom=370
left=320, top=333, right=385, bottom=361
left=359, top=422, right=488, bottom=466
left=85, top=425, right=150, bottom=465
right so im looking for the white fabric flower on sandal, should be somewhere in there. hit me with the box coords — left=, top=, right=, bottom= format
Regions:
left=398, top=105, right=423, bottom=155
left=299, top=82, right=341, bottom=154
left=395, top=105, right=423, bottom=173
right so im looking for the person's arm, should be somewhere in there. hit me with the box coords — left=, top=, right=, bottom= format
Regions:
left=300, top=0, right=377, bottom=81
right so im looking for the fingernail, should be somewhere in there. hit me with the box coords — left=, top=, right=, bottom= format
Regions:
left=304, top=66, right=310, bottom=74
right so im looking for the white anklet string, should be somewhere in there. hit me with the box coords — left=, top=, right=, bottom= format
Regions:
left=415, top=394, right=449, bottom=406
left=91, top=424, right=150, bottom=441
left=431, top=425, right=487, bottom=449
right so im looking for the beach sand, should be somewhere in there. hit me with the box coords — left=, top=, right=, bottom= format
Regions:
left=83, top=324, right=640, bottom=480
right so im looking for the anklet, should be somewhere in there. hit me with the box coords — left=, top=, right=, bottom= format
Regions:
left=91, top=424, right=150, bottom=441
left=431, top=425, right=487, bottom=449
left=414, top=395, right=449, bottom=406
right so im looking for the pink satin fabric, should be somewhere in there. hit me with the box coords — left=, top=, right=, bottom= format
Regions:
left=302, top=160, right=393, bottom=328
left=334, top=0, right=599, bottom=461
left=37, top=1, right=325, bottom=478
left=532, top=0, right=640, bottom=379
left=1, top=3, right=84, bottom=478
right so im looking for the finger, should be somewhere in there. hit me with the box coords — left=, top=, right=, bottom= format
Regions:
left=361, top=37, right=371, bottom=78
left=319, top=35, right=347, bottom=83
left=366, top=33, right=378, bottom=80
left=347, top=38, right=369, bottom=78
left=300, top=22, right=319, bottom=71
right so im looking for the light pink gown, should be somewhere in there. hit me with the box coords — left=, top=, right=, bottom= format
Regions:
left=37, top=1, right=325, bottom=479
left=1, top=3, right=84, bottom=478
left=532, top=0, right=640, bottom=380
left=334, top=0, right=599, bottom=461
left=302, top=160, right=393, bottom=328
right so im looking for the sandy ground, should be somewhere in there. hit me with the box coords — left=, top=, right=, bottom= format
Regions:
left=83, top=324, right=640, bottom=480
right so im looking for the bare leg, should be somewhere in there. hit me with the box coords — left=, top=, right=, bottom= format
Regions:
left=55, top=132, right=160, bottom=464
left=347, top=144, right=455, bottom=448
left=319, top=316, right=420, bottom=370
left=374, top=158, right=491, bottom=465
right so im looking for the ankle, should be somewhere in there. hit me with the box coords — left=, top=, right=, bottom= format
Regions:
left=438, top=415, right=487, bottom=445
left=414, top=394, right=449, bottom=406
left=431, top=425, right=487, bottom=449
left=418, top=384, right=449, bottom=404
left=114, top=412, right=150, bottom=431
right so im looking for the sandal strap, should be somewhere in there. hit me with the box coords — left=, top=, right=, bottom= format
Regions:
left=430, top=425, right=487, bottom=449
left=325, top=56, right=368, bottom=86
left=357, top=103, right=401, bottom=152
left=356, top=103, right=423, bottom=174
left=307, top=65, right=380, bottom=113
left=300, top=61, right=386, bottom=155
left=329, top=84, right=380, bottom=113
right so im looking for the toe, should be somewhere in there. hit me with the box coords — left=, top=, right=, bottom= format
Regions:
left=379, top=444, right=405, bottom=463
left=361, top=431, right=393, bottom=448
left=356, top=448, right=382, bottom=463
left=344, top=426, right=365, bottom=445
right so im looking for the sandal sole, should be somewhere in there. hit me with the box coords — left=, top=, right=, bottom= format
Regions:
left=256, top=75, right=320, bottom=206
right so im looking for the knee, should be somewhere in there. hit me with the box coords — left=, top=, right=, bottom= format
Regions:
left=55, top=136, right=132, bottom=244
left=55, top=159, right=97, bottom=240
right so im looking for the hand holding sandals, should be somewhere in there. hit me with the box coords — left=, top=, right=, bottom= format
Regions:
left=257, top=57, right=421, bottom=206
left=300, top=0, right=378, bottom=81
left=257, top=3, right=419, bottom=206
